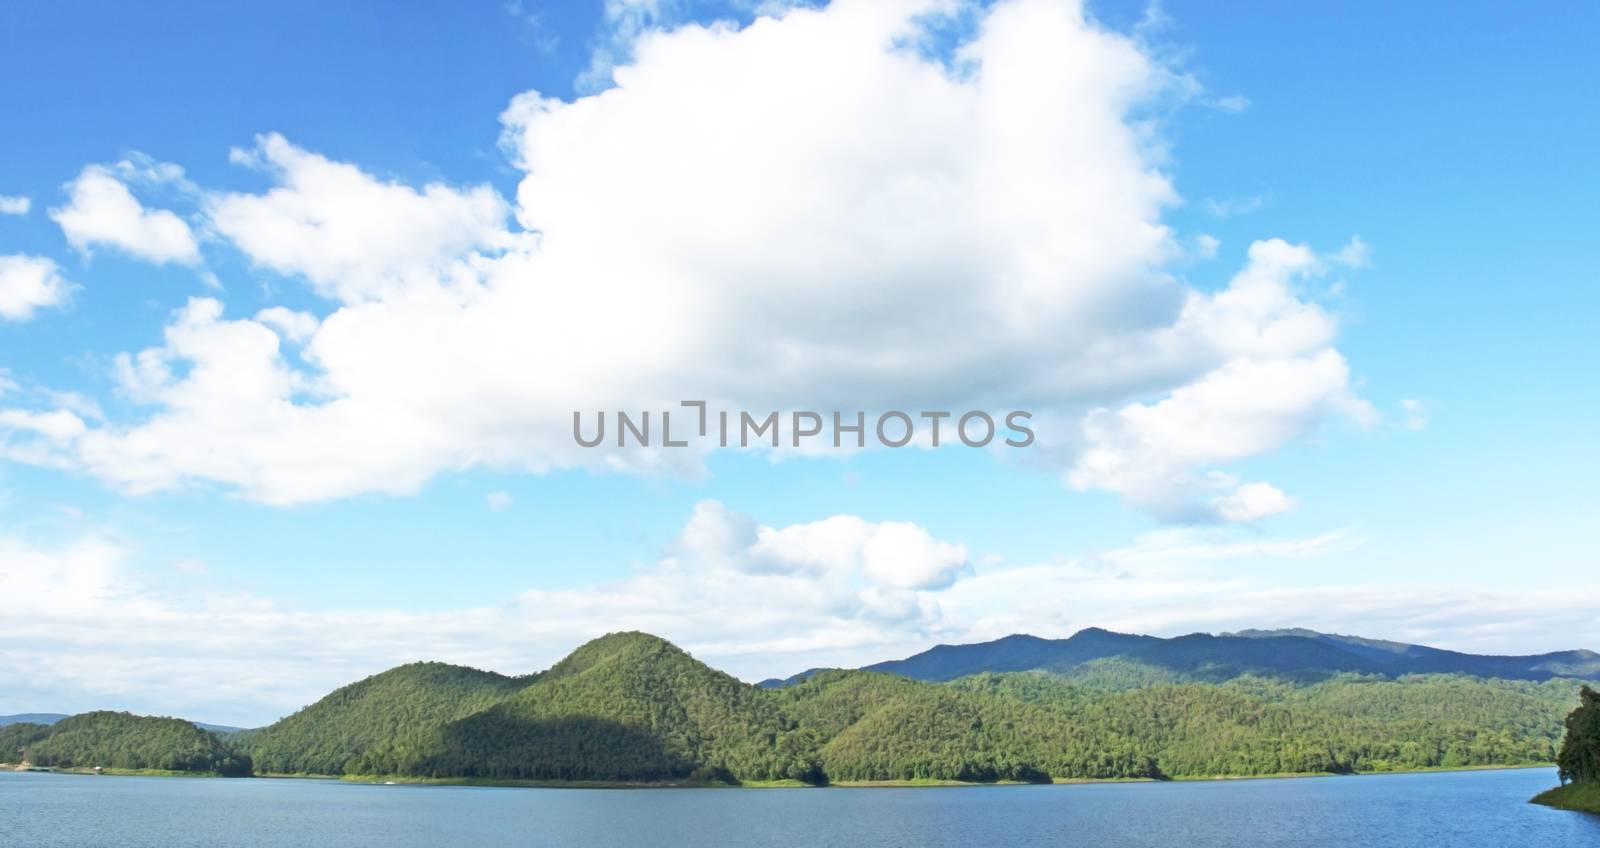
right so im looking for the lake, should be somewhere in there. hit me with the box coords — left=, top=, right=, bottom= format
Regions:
left=3, top=767, right=1596, bottom=847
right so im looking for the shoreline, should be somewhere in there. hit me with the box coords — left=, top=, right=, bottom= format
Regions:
left=11, top=762, right=1551, bottom=789
left=1530, top=782, right=1600, bottom=814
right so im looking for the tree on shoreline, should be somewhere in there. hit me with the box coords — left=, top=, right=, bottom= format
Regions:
left=1556, top=686, right=1599, bottom=785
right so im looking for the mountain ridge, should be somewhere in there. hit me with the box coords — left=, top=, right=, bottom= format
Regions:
left=846, top=627, right=1600, bottom=685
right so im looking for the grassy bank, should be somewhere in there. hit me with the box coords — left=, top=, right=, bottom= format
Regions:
left=1531, top=782, right=1600, bottom=814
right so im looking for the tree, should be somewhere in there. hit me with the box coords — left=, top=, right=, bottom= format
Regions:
left=1557, top=686, right=1600, bottom=785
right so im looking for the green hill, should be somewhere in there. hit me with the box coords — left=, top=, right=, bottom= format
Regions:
left=245, top=661, right=529, bottom=775
left=13, top=711, right=250, bottom=775
left=400, top=633, right=819, bottom=783
left=783, top=670, right=1151, bottom=782
left=0, top=722, right=53, bottom=761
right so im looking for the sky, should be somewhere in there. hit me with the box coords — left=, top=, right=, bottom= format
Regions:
left=0, top=0, right=1596, bottom=727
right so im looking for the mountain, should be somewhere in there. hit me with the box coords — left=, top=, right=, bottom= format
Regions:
left=1226, top=628, right=1600, bottom=679
left=4, top=711, right=250, bottom=775
left=245, top=660, right=529, bottom=775
left=757, top=668, right=832, bottom=689
left=858, top=628, right=1600, bottom=683
left=400, top=632, right=817, bottom=783
left=859, top=629, right=1156, bottom=681
left=0, top=713, right=68, bottom=727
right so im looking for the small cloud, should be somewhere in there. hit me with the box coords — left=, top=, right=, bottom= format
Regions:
left=1208, top=94, right=1250, bottom=113
left=487, top=490, right=513, bottom=511
left=50, top=161, right=201, bottom=266
left=1203, top=195, right=1266, bottom=219
left=1332, top=235, right=1372, bottom=268
left=0, top=255, right=73, bottom=322
left=1399, top=398, right=1430, bottom=432
left=1209, top=480, right=1295, bottom=523
left=255, top=306, right=320, bottom=344
left=1192, top=233, right=1220, bottom=259
left=172, top=558, right=210, bottom=575
left=504, top=0, right=559, bottom=53
left=0, top=195, right=30, bottom=216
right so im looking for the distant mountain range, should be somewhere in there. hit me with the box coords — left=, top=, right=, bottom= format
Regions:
left=0, top=713, right=68, bottom=727
left=756, top=627, right=1600, bottom=685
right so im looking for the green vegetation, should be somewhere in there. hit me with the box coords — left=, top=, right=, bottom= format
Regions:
left=13, top=711, right=250, bottom=776
left=1533, top=685, right=1600, bottom=813
left=1556, top=686, right=1599, bottom=784
left=233, top=632, right=1583, bottom=786
left=245, top=661, right=528, bottom=775
left=12, top=633, right=1589, bottom=787
left=400, top=633, right=820, bottom=783
left=1532, top=782, right=1600, bottom=814
left=0, top=722, right=53, bottom=760
left=950, top=671, right=1563, bottom=776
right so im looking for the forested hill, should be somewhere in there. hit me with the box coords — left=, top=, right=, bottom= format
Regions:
left=2, top=711, right=250, bottom=776
left=859, top=628, right=1600, bottom=683
left=246, top=661, right=529, bottom=775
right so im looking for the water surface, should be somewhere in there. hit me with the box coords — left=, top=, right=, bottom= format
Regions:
left=3, top=767, right=1596, bottom=847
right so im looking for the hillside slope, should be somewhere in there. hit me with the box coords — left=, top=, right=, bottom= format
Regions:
left=245, top=661, right=529, bottom=775
left=403, top=633, right=819, bottom=782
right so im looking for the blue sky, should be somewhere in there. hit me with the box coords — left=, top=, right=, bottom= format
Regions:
left=0, top=0, right=1596, bottom=725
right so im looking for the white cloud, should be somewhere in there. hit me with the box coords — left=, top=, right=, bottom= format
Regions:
left=253, top=306, right=319, bottom=344
left=1209, top=480, right=1294, bottom=523
left=1209, top=94, right=1250, bottom=113
left=577, top=0, right=675, bottom=93
left=1399, top=398, right=1430, bottom=432
left=6, top=0, right=1369, bottom=522
left=211, top=134, right=511, bottom=304
left=1, top=507, right=1594, bottom=727
left=0, top=409, right=89, bottom=441
left=1067, top=239, right=1372, bottom=521
left=1332, top=235, right=1372, bottom=268
left=0, top=195, right=30, bottom=216
left=0, top=255, right=72, bottom=321
left=486, top=490, right=513, bottom=511
left=50, top=163, right=200, bottom=265
left=1203, top=195, right=1266, bottom=219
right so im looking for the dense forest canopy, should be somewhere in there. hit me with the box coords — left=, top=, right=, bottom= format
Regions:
left=8, top=711, right=250, bottom=776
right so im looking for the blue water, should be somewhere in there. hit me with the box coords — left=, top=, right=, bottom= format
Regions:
left=2, top=767, right=1596, bottom=847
